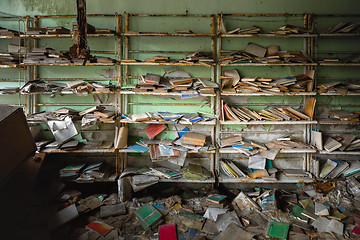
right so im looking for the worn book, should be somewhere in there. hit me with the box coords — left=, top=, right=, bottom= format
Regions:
left=245, top=43, right=267, bottom=58
left=206, top=194, right=227, bottom=204
left=326, top=159, right=349, bottom=179
left=145, top=124, right=166, bottom=139
left=159, top=223, right=177, bottom=240
left=131, top=112, right=151, bottom=122
left=135, top=203, right=163, bottom=230
left=304, top=97, right=316, bottom=120
left=182, top=132, right=206, bottom=146
left=324, top=137, right=342, bottom=152
left=320, top=159, right=338, bottom=178
left=330, top=110, right=358, bottom=121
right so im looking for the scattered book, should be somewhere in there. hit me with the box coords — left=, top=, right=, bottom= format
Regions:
left=135, top=203, right=163, bottom=230
left=267, top=221, right=289, bottom=239
left=86, top=220, right=114, bottom=236
left=206, top=194, right=227, bottom=204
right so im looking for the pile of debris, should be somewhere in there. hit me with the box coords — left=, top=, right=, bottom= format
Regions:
left=45, top=178, right=360, bottom=239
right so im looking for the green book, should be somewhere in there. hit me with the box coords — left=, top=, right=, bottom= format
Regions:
left=206, top=194, right=227, bottom=204
left=135, top=204, right=163, bottom=230
left=267, top=221, right=289, bottom=239
left=291, top=205, right=308, bottom=221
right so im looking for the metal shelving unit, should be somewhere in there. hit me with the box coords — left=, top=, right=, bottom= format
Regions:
left=216, top=13, right=316, bottom=183
left=120, top=13, right=217, bottom=182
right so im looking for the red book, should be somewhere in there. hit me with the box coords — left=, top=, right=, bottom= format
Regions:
left=145, top=124, right=166, bottom=139
left=352, top=225, right=360, bottom=235
left=86, top=220, right=114, bottom=236
left=159, top=223, right=177, bottom=240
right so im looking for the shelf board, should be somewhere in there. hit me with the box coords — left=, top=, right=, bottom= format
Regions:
left=318, top=63, right=360, bottom=67
left=123, top=33, right=214, bottom=37
left=219, top=148, right=316, bottom=154
left=220, top=92, right=316, bottom=96
left=318, top=150, right=360, bottom=155
left=220, top=63, right=317, bottom=67
left=21, top=62, right=116, bottom=67
left=317, top=119, right=360, bottom=125
left=318, top=33, right=360, bottom=37
left=21, top=33, right=117, bottom=38
left=0, top=35, right=22, bottom=39
left=21, top=90, right=115, bottom=95
left=318, top=92, right=360, bottom=96
left=119, top=148, right=215, bottom=154
left=120, top=119, right=216, bottom=125
left=42, top=148, right=116, bottom=153
left=220, top=120, right=317, bottom=125
left=220, top=33, right=316, bottom=38
left=159, top=178, right=215, bottom=183
left=0, top=64, right=19, bottom=68
left=66, top=178, right=118, bottom=183
left=219, top=174, right=315, bottom=183
left=120, top=61, right=214, bottom=66
left=28, top=119, right=115, bottom=125
left=119, top=90, right=215, bottom=97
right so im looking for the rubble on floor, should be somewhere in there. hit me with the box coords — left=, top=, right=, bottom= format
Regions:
left=30, top=176, right=360, bottom=239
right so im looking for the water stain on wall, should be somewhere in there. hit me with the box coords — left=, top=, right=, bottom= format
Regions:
left=22, top=0, right=74, bottom=15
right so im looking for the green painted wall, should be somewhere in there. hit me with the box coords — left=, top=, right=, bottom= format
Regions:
left=1, top=0, right=360, bottom=16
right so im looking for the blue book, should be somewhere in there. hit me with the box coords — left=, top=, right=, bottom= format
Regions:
left=129, top=144, right=148, bottom=152
left=233, top=145, right=253, bottom=150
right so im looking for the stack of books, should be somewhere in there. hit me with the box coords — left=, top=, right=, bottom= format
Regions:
left=222, top=70, right=315, bottom=94
left=221, top=101, right=311, bottom=122
left=220, top=159, right=247, bottom=178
